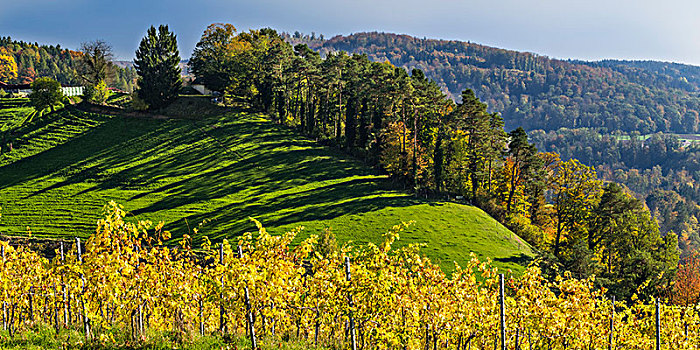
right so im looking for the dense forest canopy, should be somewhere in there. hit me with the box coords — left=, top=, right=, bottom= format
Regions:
left=305, top=32, right=700, bottom=135
left=0, top=36, right=136, bottom=92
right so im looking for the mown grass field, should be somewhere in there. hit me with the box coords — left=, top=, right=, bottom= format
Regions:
left=0, top=96, right=534, bottom=273
left=0, top=98, right=34, bottom=134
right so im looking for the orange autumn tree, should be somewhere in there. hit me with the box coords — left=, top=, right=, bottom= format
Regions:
left=672, top=253, right=700, bottom=306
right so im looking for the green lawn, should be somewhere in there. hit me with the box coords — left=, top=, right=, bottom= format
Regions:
left=0, top=98, right=34, bottom=133
left=0, top=97, right=534, bottom=273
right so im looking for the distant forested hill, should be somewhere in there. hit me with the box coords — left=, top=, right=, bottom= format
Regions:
left=0, top=37, right=136, bottom=91
left=580, top=60, right=700, bottom=92
left=308, top=32, right=700, bottom=134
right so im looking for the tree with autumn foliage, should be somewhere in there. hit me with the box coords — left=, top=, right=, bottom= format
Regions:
left=548, top=158, right=602, bottom=258
left=189, top=23, right=251, bottom=93
left=0, top=48, right=18, bottom=82
left=672, top=253, right=700, bottom=306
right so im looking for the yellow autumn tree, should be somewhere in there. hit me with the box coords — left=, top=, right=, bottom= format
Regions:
left=548, top=158, right=603, bottom=257
left=0, top=49, right=18, bottom=82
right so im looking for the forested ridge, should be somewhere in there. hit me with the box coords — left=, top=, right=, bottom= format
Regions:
left=304, top=32, right=700, bottom=135
left=0, top=37, right=136, bottom=91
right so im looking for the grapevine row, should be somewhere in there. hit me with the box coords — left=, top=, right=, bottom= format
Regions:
left=0, top=201, right=698, bottom=349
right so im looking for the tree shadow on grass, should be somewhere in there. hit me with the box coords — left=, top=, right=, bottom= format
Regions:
left=0, top=116, right=159, bottom=190
left=170, top=189, right=417, bottom=241
left=2, top=108, right=420, bottom=242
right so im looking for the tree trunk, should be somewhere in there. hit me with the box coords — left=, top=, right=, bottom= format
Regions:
left=413, top=106, right=418, bottom=191
left=554, top=211, right=563, bottom=256
left=506, top=161, right=519, bottom=213
left=336, top=88, right=342, bottom=144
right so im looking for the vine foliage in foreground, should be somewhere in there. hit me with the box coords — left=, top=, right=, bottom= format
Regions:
left=0, top=201, right=698, bottom=349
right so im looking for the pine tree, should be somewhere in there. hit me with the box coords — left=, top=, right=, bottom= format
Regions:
left=134, top=25, right=182, bottom=110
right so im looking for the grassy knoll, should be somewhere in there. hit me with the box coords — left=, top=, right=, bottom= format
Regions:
left=0, top=97, right=534, bottom=273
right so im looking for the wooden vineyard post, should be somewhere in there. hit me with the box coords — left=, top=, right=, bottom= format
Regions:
left=53, top=284, right=59, bottom=331
left=315, top=309, right=320, bottom=348
left=219, top=243, right=226, bottom=334
left=9, top=303, right=14, bottom=337
left=345, top=257, right=357, bottom=350
left=76, top=237, right=90, bottom=339
left=238, top=246, right=257, bottom=349
left=60, top=242, right=68, bottom=327
left=271, top=302, right=276, bottom=336
left=138, top=303, right=143, bottom=337
left=499, top=274, right=505, bottom=350
left=1, top=246, right=4, bottom=332
left=609, top=296, right=615, bottom=350
left=199, top=298, right=205, bottom=336
left=135, top=245, right=144, bottom=337
left=655, top=298, right=661, bottom=350
left=28, top=286, right=34, bottom=322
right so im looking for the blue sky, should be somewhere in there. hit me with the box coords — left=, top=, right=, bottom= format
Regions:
left=1, top=0, right=699, bottom=65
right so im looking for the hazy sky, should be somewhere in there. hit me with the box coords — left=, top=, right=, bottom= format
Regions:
left=1, top=0, right=699, bottom=65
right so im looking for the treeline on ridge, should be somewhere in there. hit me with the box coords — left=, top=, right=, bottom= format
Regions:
left=189, top=24, right=679, bottom=300
left=303, top=32, right=700, bottom=135
left=0, top=36, right=136, bottom=92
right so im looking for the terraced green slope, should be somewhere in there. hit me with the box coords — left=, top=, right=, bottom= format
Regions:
left=0, top=97, right=534, bottom=272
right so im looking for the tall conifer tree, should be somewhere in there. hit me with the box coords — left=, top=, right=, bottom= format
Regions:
left=134, top=25, right=182, bottom=109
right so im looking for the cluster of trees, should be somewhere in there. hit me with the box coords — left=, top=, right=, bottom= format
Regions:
left=4, top=26, right=182, bottom=112
left=585, top=60, right=700, bottom=92
left=189, top=24, right=678, bottom=300
left=0, top=36, right=136, bottom=92
left=305, top=32, right=700, bottom=134
left=531, top=128, right=700, bottom=256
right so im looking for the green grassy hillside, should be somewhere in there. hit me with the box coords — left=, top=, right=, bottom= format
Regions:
left=0, top=97, right=534, bottom=272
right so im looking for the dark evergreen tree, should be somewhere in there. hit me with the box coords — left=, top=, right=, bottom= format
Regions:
left=505, top=127, right=539, bottom=213
left=134, top=25, right=182, bottom=110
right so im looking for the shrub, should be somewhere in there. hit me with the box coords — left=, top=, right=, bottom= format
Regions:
left=83, top=80, right=110, bottom=104
left=130, top=92, right=149, bottom=111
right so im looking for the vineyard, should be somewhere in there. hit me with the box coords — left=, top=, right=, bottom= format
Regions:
left=0, top=201, right=696, bottom=349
